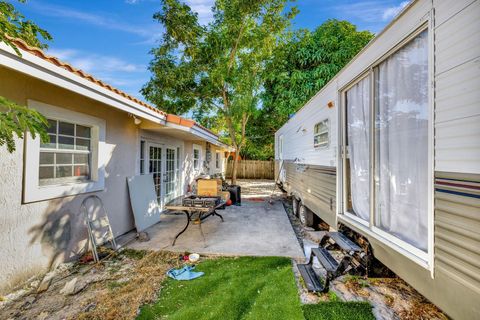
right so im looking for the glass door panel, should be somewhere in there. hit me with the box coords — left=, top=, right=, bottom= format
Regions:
left=374, top=30, right=429, bottom=251
left=164, top=147, right=177, bottom=204
left=148, top=144, right=162, bottom=206
left=346, top=76, right=371, bottom=221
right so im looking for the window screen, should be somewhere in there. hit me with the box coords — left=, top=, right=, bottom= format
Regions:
left=39, top=119, right=91, bottom=185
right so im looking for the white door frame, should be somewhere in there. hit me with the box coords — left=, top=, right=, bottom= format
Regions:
left=164, top=145, right=178, bottom=204
left=146, top=142, right=164, bottom=208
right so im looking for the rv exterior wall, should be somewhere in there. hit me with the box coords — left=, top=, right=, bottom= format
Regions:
left=274, top=1, right=480, bottom=318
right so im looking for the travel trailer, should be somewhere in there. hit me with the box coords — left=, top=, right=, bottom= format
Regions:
left=275, top=0, right=480, bottom=319
left=0, top=39, right=230, bottom=293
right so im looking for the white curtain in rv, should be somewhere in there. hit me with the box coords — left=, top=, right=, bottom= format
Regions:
left=375, top=30, right=429, bottom=251
left=347, top=77, right=370, bottom=221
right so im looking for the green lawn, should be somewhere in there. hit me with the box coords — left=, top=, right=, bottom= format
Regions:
left=138, top=256, right=374, bottom=320
left=303, top=302, right=375, bottom=320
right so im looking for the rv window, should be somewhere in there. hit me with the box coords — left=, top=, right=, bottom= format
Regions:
left=39, top=119, right=92, bottom=185
left=314, top=119, right=329, bottom=148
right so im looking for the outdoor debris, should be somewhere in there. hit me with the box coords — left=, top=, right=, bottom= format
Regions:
left=0, top=250, right=178, bottom=320
left=60, top=278, right=78, bottom=295
left=167, top=265, right=204, bottom=281
left=137, top=231, right=150, bottom=242
left=36, top=275, right=52, bottom=293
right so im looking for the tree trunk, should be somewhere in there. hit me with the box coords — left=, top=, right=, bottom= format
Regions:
left=231, top=145, right=242, bottom=185
left=231, top=153, right=238, bottom=185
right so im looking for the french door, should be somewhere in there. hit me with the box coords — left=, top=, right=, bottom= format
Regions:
left=148, top=143, right=163, bottom=207
left=147, top=143, right=179, bottom=209
left=164, top=147, right=178, bottom=204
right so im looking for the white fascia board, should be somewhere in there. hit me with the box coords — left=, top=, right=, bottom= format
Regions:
left=165, top=121, right=230, bottom=148
left=0, top=44, right=166, bottom=125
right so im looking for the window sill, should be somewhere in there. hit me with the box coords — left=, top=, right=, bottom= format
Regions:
left=24, top=180, right=104, bottom=203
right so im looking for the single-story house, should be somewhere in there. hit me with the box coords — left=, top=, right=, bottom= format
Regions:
left=0, top=39, right=231, bottom=293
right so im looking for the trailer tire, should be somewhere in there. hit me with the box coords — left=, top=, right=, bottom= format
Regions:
left=299, top=203, right=314, bottom=227
left=292, top=198, right=299, bottom=216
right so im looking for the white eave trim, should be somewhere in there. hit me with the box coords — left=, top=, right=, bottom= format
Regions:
left=164, top=121, right=231, bottom=150
left=0, top=43, right=166, bottom=125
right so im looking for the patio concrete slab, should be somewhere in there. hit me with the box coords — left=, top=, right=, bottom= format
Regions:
left=127, top=199, right=305, bottom=261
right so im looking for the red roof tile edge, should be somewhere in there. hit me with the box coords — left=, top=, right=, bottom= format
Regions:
left=11, top=38, right=167, bottom=116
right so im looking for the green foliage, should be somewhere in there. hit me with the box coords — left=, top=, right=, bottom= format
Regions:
left=0, top=96, right=49, bottom=153
left=138, top=256, right=304, bottom=320
left=0, top=0, right=51, bottom=153
left=0, top=0, right=52, bottom=53
left=244, top=20, right=374, bottom=159
left=142, top=0, right=297, bottom=172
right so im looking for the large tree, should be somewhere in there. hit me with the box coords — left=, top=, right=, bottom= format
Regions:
left=243, top=20, right=374, bottom=160
left=0, top=0, right=52, bottom=152
left=142, top=0, right=297, bottom=183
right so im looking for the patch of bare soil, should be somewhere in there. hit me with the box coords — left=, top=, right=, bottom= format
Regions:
left=0, top=249, right=179, bottom=320
left=281, top=197, right=448, bottom=320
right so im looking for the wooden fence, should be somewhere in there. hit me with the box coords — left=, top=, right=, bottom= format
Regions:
left=226, top=160, right=274, bottom=179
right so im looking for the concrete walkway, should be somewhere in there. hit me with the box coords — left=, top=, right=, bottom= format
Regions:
left=128, top=198, right=304, bottom=261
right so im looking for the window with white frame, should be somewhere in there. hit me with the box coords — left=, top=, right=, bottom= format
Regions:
left=24, top=101, right=105, bottom=203
left=193, top=145, right=201, bottom=170
left=139, top=140, right=145, bottom=174
left=215, top=151, right=220, bottom=169
left=314, top=119, right=329, bottom=148
left=39, top=119, right=92, bottom=185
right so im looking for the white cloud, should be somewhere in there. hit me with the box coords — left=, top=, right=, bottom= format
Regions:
left=185, top=0, right=214, bottom=25
left=332, top=1, right=411, bottom=32
left=382, top=1, right=409, bottom=21
left=29, top=1, right=161, bottom=42
left=47, top=48, right=145, bottom=74
left=46, top=47, right=147, bottom=97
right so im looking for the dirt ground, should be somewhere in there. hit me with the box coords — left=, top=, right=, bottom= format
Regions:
left=281, top=196, right=449, bottom=320
left=0, top=250, right=179, bottom=320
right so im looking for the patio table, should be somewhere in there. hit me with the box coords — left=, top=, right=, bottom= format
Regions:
left=164, top=196, right=225, bottom=246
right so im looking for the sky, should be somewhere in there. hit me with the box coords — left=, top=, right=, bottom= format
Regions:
left=17, top=0, right=410, bottom=101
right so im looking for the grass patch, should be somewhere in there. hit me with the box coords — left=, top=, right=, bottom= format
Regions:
left=138, top=256, right=304, bottom=320
left=119, top=248, right=148, bottom=260
left=303, top=302, right=375, bottom=320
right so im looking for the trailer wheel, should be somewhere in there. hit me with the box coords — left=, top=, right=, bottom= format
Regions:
left=299, top=203, right=314, bottom=227
left=292, top=198, right=299, bottom=216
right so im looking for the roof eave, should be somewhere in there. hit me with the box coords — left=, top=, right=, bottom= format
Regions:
left=0, top=42, right=167, bottom=124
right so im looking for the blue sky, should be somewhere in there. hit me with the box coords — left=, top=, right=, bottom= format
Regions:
left=17, top=0, right=409, bottom=100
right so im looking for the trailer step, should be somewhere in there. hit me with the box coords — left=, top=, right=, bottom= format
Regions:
left=297, top=264, right=325, bottom=292
left=328, top=232, right=362, bottom=252
left=312, top=247, right=339, bottom=273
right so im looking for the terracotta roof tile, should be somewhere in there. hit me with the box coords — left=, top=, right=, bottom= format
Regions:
left=9, top=38, right=221, bottom=139
left=10, top=38, right=167, bottom=117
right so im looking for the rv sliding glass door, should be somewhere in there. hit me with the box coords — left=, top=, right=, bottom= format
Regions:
left=374, top=30, right=429, bottom=252
left=343, top=29, right=429, bottom=255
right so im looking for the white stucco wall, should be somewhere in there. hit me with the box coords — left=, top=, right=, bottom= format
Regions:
left=0, top=67, right=139, bottom=293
